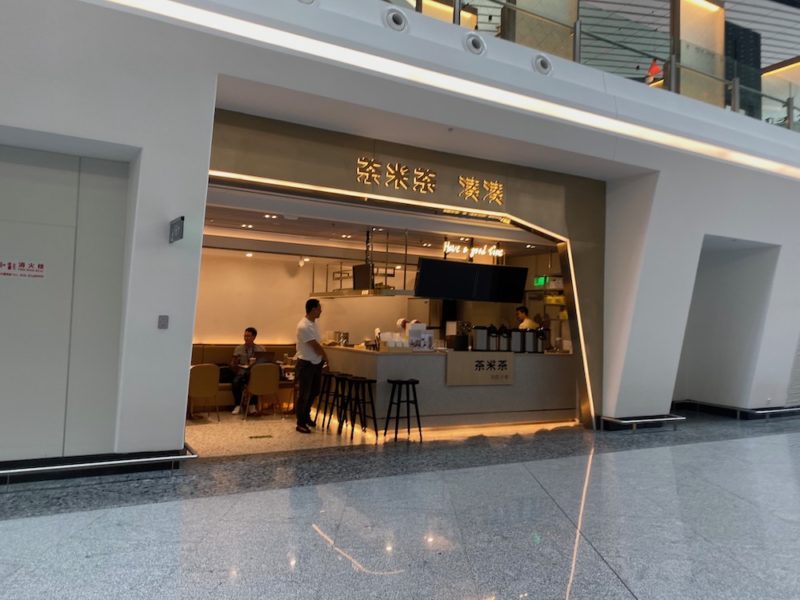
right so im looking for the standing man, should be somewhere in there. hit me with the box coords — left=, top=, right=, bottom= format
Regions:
left=295, top=298, right=327, bottom=433
left=231, top=327, right=265, bottom=415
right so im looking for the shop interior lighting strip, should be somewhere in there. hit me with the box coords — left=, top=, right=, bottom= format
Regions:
left=100, top=0, right=800, bottom=181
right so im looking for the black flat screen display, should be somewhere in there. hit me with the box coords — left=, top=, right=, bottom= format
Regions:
left=414, top=258, right=527, bottom=303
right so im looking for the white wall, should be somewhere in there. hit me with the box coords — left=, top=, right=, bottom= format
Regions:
left=194, top=249, right=415, bottom=346
left=673, top=240, right=780, bottom=408
left=194, top=249, right=313, bottom=344
left=0, top=147, right=128, bottom=460
left=64, top=158, right=129, bottom=456
left=0, top=147, right=79, bottom=460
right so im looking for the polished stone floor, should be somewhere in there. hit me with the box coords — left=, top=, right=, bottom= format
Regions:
left=3, top=411, right=800, bottom=599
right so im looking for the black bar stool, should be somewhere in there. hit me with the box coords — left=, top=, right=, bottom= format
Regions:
left=314, top=370, right=338, bottom=426
left=345, top=377, right=379, bottom=441
left=323, top=372, right=351, bottom=430
left=384, top=379, right=422, bottom=442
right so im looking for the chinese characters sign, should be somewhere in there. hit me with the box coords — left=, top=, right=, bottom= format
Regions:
left=356, top=156, right=505, bottom=206
left=446, top=351, right=515, bottom=386
left=0, top=260, right=45, bottom=280
left=458, top=176, right=504, bottom=205
left=357, top=157, right=437, bottom=194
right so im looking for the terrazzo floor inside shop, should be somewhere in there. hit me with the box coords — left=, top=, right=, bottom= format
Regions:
left=184, top=410, right=577, bottom=457
left=5, top=409, right=800, bottom=599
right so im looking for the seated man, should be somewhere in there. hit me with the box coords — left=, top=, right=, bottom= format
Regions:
left=230, top=326, right=265, bottom=415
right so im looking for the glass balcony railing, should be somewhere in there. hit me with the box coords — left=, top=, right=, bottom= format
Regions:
left=390, top=0, right=800, bottom=134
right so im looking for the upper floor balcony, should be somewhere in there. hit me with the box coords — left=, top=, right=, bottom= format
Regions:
left=387, top=0, right=800, bottom=133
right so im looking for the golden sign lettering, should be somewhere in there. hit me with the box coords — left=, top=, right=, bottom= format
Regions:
left=356, top=157, right=382, bottom=185
left=385, top=163, right=410, bottom=190
left=483, top=180, right=504, bottom=205
left=458, top=176, right=481, bottom=203
left=413, top=167, right=437, bottom=194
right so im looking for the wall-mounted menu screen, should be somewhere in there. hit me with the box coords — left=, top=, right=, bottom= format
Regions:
left=414, top=258, right=527, bottom=303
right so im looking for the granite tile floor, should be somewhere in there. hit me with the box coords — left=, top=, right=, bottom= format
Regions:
left=4, top=412, right=800, bottom=598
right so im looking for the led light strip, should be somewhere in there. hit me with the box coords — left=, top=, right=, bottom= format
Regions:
left=209, top=169, right=597, bottom=425
left=100, top=0, right=800, bottom=181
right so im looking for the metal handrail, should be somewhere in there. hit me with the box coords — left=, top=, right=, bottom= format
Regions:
left=482, top=0, right=573, bottom=30
left=406, top=0, right=797, bottom=131
left=579, top=28, right=665, bottom=63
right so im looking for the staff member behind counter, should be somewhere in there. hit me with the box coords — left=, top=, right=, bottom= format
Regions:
left=295, top=298, right=328, bottom=434
left=515, top=306, right=541, bottom=330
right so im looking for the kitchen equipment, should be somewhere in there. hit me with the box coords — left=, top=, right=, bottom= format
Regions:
left=510, top=329, right=524, bottom=353
left=498, top=326, right=510, bottom=352
left=472, top=326, right=488, bottom=351
left=524, top=329, right=535, bottom=353
left=487, top=325, right=498, bottom=351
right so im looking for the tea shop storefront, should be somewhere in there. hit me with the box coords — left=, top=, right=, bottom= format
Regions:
left=196, top=110, right=605, bottom=430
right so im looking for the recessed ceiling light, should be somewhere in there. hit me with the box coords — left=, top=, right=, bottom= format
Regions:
left=245, top=252, right=253, bottom=257
left=248, top=224, right=254, bottom=229
left=264, top=214, right=271, bottom=218
left=303, top=257, right=310, bottom=262
left=240, top=224, right=247, bottom=228
left=396, top=265, right=403, bottom=270
left=271, top=215, right=278, bottom=219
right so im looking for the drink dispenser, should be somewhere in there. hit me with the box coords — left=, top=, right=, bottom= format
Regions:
left=498, top=326, right=510, bottom=352
left=487, top=325, right=498, bottom=351
left=510, top=329, right=524, bottom=353
left=472, top=326, right=488, bottom=351
left=524, top=329, right=535, bottom=353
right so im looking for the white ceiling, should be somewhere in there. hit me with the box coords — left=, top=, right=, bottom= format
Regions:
left=205, top=186, right=556, bottom=258
left=215, top=74, right=648, bottom=182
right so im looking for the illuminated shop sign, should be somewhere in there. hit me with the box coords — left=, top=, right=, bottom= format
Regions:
left=356, top=157, right=437, bottom=194
left=443, top=241, right=504, bottom=258
left=457, top=176, right=504, bottom=205
left=356, top=156, right=504, bottom=205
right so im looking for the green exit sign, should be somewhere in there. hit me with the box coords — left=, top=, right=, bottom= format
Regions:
left=533, top=276, right=547, bottom=287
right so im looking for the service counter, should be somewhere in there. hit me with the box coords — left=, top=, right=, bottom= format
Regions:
left=325, top=347, right=577, bottom=427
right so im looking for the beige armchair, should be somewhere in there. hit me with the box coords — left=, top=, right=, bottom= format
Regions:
left=243, top=363, right=280, bottom=418
left=188, top=363, right=221, bottom=421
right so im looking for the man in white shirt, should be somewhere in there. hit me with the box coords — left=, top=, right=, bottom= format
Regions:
left=295, top=298, right=327, bottom=433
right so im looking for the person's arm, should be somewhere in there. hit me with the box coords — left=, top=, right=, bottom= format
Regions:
left=230, top=350, right=240, bottom=369
left=308, top=339, right=328, bottom=365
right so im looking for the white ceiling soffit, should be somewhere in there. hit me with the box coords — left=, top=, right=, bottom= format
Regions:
left=580, top=0, right=800, bottom=69
left=206, top=185, right=556, bottom=246
left=215, top=75, right=649, bottom=182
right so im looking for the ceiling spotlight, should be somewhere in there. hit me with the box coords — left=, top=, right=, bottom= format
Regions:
left=271, top=215, right=278, bottom=219
left=240, top=224, right=247, bottom=228
left=245, top=252, right=253, bottom=258
left=303, top=257, right=310, bottom=262
left=378, top=228, right=384, bottom=232
left=526, top=244, right=536, bottom=249
left=247, top=224, right=253, bottom=229
left=264, top=214, right=271, bottom=218
left=396, top=265, right=403, bottom=270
